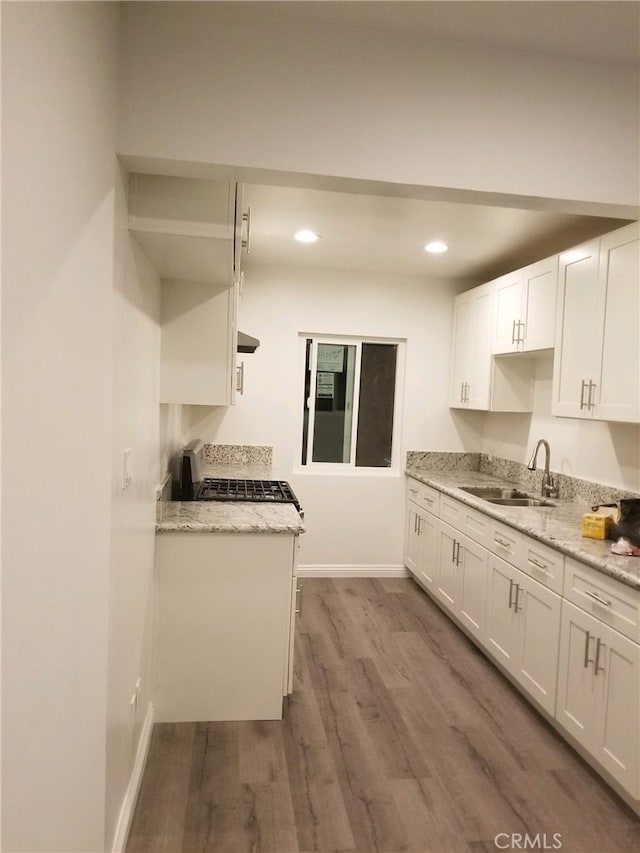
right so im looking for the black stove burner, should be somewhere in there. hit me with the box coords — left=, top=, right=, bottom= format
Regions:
left=194, top=478, right=301, bottom=512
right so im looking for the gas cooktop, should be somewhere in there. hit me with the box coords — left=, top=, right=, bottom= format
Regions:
left=194, top=478, right=301, bottom=512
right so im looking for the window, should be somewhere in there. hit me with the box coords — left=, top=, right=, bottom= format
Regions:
left=301, top=335, right=402, bottom=469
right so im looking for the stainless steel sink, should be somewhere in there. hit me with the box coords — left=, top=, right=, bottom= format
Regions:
left=489, top=497, right=556, bottom=507
left=460, top=486, right=556, bottom=508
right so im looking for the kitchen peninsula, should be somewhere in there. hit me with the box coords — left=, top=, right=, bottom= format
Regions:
left=154, top=444, right=304, bottom=723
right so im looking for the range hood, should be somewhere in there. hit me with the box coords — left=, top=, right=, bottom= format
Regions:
left=237, top=331, right=260, bottom=353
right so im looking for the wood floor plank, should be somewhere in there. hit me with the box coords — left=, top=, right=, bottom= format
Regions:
left=127, top=578, right=640, bottom=853
left=126, top=722, right=195, bottom=852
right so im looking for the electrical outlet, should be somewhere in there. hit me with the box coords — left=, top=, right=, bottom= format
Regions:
left=122, top=448, right=133, bottom=490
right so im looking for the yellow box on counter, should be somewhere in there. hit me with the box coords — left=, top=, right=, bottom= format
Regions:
left=581, top=513, right=613, bottom=540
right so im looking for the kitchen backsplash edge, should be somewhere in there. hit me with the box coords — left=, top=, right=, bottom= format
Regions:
left=406, top=451, right=640, bottom=505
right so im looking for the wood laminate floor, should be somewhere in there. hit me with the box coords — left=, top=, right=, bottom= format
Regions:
left=126, top=578, right=640, bottom=853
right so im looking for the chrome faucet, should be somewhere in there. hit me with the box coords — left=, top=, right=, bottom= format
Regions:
left=527, top=439, right=559, bottom=498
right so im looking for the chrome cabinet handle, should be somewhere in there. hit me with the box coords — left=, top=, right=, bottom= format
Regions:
left=580, top=379, right=588, bottom=410
left=241, top=207, right=251, bottom=254
left=594, top=637, right=606, bottom=674
left=417, top=516, right=422, bottom=535
left=529, top=557, right=551, bottom=575
left=583, top=589, right=611, bottom=608
left=508, top=578, right=515, bottom=609
left=460, top=382, right=465, bottom=403
left=518, top=320, right=525, bottom=344
left=295, top=583, right=303, bottom=616
left=236, top=360, right=245, bottom=395
left=587, top=380, right=596, bottom=410
left=584, top=630, right=594, bottom=668
left=494, top=536, right=511, bottom=550
left=409, top=486, right=418, bottom=495
left=514, top=584, right=524, bottom=612
left=455, top=542, right=462, bottom=566
left=511, top=319, right=518, bottom=345
left=451, top=539, right=457, bottom=563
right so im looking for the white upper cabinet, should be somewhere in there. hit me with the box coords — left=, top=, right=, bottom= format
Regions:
left=449, top=283, right=533, bottom=412
left=449, top=283, right=493, bottom=409
left=492, top=255, right=558, bottom=354
left=593, top=223, right=640, bottom=423
left=128, top=173, right=238, bottom=285
left=127, top=173, right=248, bottom=406
left=552, top=222, right=639, bottom=423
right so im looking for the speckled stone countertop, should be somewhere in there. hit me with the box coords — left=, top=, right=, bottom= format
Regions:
left=156, top=458, right=305, bottom=535
left=406, top=468, right=640, bottom=591
left=157, top=500, right=304, bottom=534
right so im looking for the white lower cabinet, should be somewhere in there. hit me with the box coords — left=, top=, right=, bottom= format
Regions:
left=405, top=478, right=640, bottom=811
left=436, top=522, right=488, bottom=642
left=404, top=480, right=441, bottom=591
left=486, top=554, right=561, bottom=715
left=556, top=600, right=639, bottom=798
left=154, top=532, right=298, bottom=722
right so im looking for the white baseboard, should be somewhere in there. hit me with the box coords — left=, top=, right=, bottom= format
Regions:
left=297, top=564, right=409, bottom=578
left=111, top=701, right=154, bottom=853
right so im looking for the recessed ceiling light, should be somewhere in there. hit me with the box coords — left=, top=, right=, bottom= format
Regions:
left=425, top=241, right=448, bottom=254
left=294, top=229, right=320, bottom=243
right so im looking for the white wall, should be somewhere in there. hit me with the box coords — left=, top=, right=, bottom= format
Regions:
left=481, top=352, right=640, bottom=492
left=105, top=166, right=162, bottom=852
left=119, top=3, right=639, bottom=214
left=1, top=3, right=120, bottom=850
left=186, top=264, right=482, bottom=570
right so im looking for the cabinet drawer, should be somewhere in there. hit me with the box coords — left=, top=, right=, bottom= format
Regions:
left=518, top=536, right=564, bottom=595
left=563, top=557, right=640, bottom=643
left=489, top=519, right=523, bottom=566
left=521, top=538, right=565, bottom=594
left=440, top=495, right=490, bottom=548
left=406, top=478, right=440, bottom=516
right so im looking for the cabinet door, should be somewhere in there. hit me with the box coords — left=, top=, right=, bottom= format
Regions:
left=516, top=573, right=561, bottom=715
left=467, top=284, right=493, bottom=409
left=457, top=531, right=488, bottom=641
left=593, top=223, right=640, bottom=424
left=485, top=554, right=520, bottom=671
left=404, top=501, right=422, bottom=576
left=597, top=619, right=639, bottom=796
left=416, top=510, right=440, bottom=591
left=556, top=601, right=599, bottom=751
left=492, top=271, right=523, bottom=354
left=521, top=255, right=558, bottom=352
left=449, top=293, right=473, bottom=407
left=436, top=522, right=460, bottom=613
left=552, top=241, right=600, bottom=418
left=160, top=280, right=236, bottom=405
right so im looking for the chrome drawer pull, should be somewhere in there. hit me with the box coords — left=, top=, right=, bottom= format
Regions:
left=529, top=557, right=551, bottom=574
left=594, top=638, right=606, bottom=674
left=579, top=379, right=588, bottom=410
left=584, top=630, right=594, bottom=668
left=584, top=589, right=612, bottom=608
left=511, top=319, right=518, bottom=345
left=295, top=583, right=303, bottom=616
left=495, top=536, right=511, bottom=549
left=508, top=578, right=515, bottom=609
left=514, top=584, right=524, bottom=613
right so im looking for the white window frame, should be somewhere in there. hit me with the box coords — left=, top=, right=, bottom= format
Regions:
left=296, top=333, right=406, bottom=476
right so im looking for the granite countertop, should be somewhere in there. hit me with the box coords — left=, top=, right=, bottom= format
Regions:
left=406, top=468, right=640, bottom=591
left=156, top=462, right=305, bottom=535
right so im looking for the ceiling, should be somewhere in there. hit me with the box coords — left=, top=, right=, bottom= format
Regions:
left=236, top=1, right=640, bottom=69
left=243, top=184, right=625, bottom=281
left=235, top=1, right=637, bottom=281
